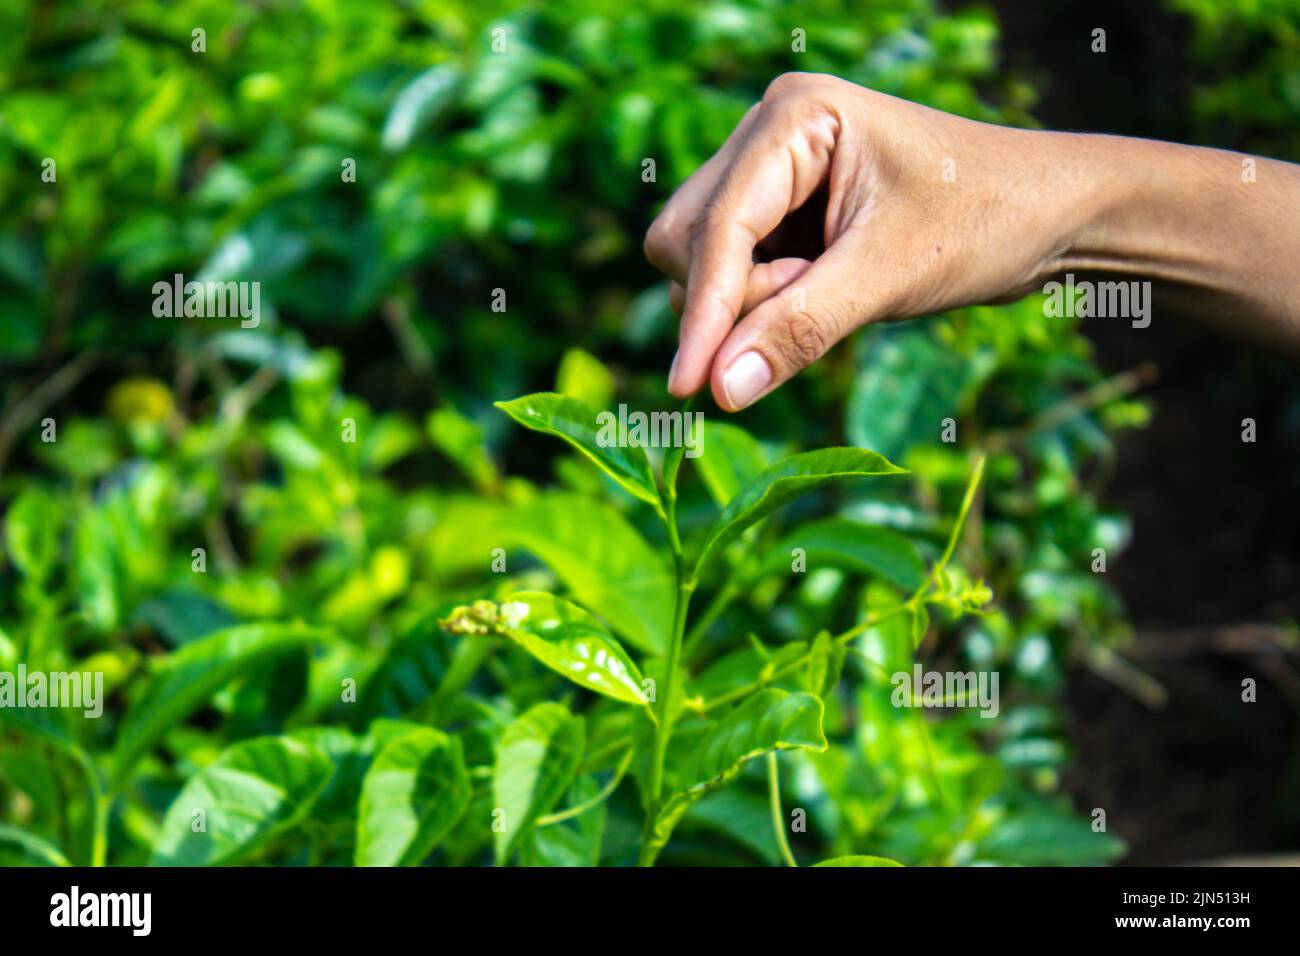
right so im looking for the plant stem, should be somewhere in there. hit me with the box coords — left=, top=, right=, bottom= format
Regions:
left=682, top=577, right=739, bottom=663
left=697, top=603, right=916, bottom=715
left=71, top=747, right=108, bottom=867
left=536, top=748, right=634, bottom=827
left=637, top=549, right=693, bottom=867
left=767, top=752, right=798, bottom=867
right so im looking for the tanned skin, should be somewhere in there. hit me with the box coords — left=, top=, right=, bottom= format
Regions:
left=643, top=72, right=1300, bottom=411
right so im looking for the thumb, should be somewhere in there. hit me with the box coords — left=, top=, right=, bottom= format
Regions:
left=708, top=240, right=876, bottom=411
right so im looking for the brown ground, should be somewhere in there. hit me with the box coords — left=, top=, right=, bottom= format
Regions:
left=987, top=0, right=1300, bottom=863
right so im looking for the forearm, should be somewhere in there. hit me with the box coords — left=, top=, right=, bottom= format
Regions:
left=1050, top=131, right=1300, bottom=347
left=645, top=72, right=1300, bottom=410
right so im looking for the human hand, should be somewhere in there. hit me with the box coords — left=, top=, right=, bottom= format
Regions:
left=643, top=72, right=1102, bottom=410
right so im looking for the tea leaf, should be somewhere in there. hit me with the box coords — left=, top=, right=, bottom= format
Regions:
left=661, top=395, right=699, bottom=501
left=355, top=728, right=471, bottom=866
left=556, top=347, right=615, bottom=409
left=695, top=448, right=905, bottom=574
left=493, top=703, right=585, bottom=864
left=689, top=641, right=810, bottom=702
left=805, top=631, right=846, bottom=698
left=442, top=592, right=648, bottom=706
left=428, top=407, right=498, bottom=491
left=813, top=855, right=904, bottom=867
left=496, top=392, right=661, bottom=509
left=151, top=736, right=333, bottom=866
left=762, top=517, right=927, bottom=591
left=291, top=727, right=375, bottom=824
left=4, top=486, right=62, bottom=583
left=688, top=690, right=827, bottom=784
left=695, top=420, right=768, bottom=506
left=499, top=493, right=674, bottom=654
left=0, top=824, right=71, bottom=867
left=910, top=603, right=931, bottom=648
left=846, top=325, right=984, bottom=461
left=528, top=774, right=608, bottom=866
left=113, top=623, right=330, bottom=782
left=354, top=628, right=448, bottom=725
left=648, top=690, right=827, bottom=856
left=976, top=807, right=1125, bottom=865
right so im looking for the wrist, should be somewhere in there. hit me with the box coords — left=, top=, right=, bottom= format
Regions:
left=1042, top=131, right=1152, bottom=278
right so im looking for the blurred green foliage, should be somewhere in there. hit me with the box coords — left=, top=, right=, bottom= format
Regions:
left=8, top=0, right=1291, bottom=866
left=1173, top=0, right=1300, bottom=158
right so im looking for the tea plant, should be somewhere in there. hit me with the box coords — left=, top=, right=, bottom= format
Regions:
left=0, top=354, right=1126, bottom=866
left=0, top=0, right=1143, bottom=867
left=444, top=391, right=995, bottom=865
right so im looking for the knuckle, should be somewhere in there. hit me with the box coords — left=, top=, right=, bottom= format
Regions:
left=762, top=71, right=813, bottom=104
left=776, top=307, right=832, bottom=366
left=760, top=73, right=841, bottom=145
left=643, top=217, right=673, bottom=268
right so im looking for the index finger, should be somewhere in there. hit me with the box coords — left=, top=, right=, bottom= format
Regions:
left=669, top=105, right=837, bottom=397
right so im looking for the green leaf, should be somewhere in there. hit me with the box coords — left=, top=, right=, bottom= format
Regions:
left=528, top=774, right=607, bottom=867
left=227, top=649, right=308, bottom=739
left=688, top=690, right=828, bottom=786
left=493, top=702, right=585, bottom=864
left=0, top=824, right=71, bottom=866
left=0, top=749, right=60, bottom=809
left=805, top=631, right=846, bottom=698
left=354, top=628, right=448, bottom=725
left=690, top=641, right=810, bottom=702
left=113, top=623, right=329, bottom=782
left=499, top=493, right=674, bottom=654
left=684, top=787, right=782, bottom=865
left=428, top=407, right=498, bottom=490
left=496, top=393, right=661, bottom=509
left=695, top=448, right=905, bottom=574
left=0, top=291, right=43, bottom=360
left=355, top=727, right=471, bottom=866
left=695, top=420, right=768, bottom=506
left=441, top=593, right=648, bottom=706
left=0, top=698, right=79, bottom=751
left=556, top=347, right=615, bottom=409
left=813, top=854, right=904, bottom=867
left=429, top=492, right=674, bottom=653
left=290, top=727, right=374, bottom=823
left=130, top=589, right=239, bottom=647
left=4, top=486, right=62, bottom=582
left=649, top=690, right=827, bottom=856
left=846, top=325, right=980, bottom=461
left=661, top=396, right=699, bottom=501
left=762, top=518, right=926, bottom=591
left=150, top=736, right=332, bottom=866
left=977, top=807, right=1125, bottom=866
left=381, top=64, right=462, bottom=151
left=910, top=603, right=930, bottom=648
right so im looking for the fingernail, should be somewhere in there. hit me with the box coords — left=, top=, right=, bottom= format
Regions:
left=722, top=351, right=772, bottom=410
left=667, top=349, right=681, bottom=392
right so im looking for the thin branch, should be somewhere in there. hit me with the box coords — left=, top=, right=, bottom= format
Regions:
left=767, top=752, right=798, bottom=867
left=0, top=350, right=100, bottom=476
left=536, top=748, right=634, bottom=827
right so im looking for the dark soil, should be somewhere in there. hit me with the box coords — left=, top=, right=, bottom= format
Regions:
left=986, top=0, right=1300, bottom=863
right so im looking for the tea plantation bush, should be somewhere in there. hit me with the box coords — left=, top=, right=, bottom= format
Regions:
left=6, top=0, right=1278, bottom=866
